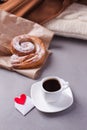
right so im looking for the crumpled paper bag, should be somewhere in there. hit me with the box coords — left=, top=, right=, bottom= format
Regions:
left=0, top=10, right=54, bottom=79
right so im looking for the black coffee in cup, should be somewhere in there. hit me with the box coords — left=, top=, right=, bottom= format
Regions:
left=43, top=78, right=61, bottom=92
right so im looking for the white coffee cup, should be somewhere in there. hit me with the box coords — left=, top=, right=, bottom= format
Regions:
left=40, top=76, right=69, bottom=103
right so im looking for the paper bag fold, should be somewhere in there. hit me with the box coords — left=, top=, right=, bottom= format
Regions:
left=0, top=10, right=54, bottom=79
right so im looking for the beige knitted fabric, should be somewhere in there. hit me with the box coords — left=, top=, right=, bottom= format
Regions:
left=44, top=3, right=87, bottom=40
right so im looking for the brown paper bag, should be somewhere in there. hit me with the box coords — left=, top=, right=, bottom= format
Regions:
left=11, top=0, right=42, bottom=17
left=24, top=0, right=76, bottom=24
left=0, top=0, right=77, bottom=24
left=0, top=10, right=54, bottom=79
left=0, top=0, right=41, bottom=17
left=78, top=0, right=87, bottom=5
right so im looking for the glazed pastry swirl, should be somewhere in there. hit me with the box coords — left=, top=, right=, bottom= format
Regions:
left=10, top=34, right=47, bottom=69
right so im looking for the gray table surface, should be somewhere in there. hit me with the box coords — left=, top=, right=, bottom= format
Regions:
left=0, top=36, right=87, bottom=130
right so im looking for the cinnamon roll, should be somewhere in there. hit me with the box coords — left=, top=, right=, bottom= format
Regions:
left=10, top=34, right=47, bottom=69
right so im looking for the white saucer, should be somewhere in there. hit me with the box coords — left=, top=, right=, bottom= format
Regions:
left=31, top=81, right=73, bottom=113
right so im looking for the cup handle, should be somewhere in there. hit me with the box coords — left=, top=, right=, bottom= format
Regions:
left=62, top=82, right=69, bottom=91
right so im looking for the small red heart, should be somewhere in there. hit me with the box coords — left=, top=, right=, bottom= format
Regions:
left=14, top=94, right=26, bottom=105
